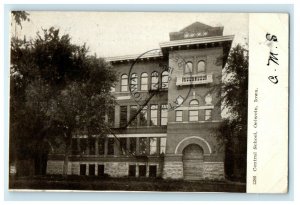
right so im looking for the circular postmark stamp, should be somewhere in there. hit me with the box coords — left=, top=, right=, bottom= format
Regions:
left=128, top=49, right=192, bottom=111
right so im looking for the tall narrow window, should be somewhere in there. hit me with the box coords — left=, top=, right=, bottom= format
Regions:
left=205, top=109, right=212, bottom=121
left=89, top=164, right=95, bottom=176
left=107, top=138, right=115, bottom=155
left=71, top=138, right=79, bottom=155
left=130, top=73, right=138, bottom=92
left=150, top=138, right=157, bottom=155
left=80, top=138, right=88, bottom=155
left=150, top=105, right=158, bottom=126
left=129, top=138, right=136, bottom=155
left=120, top=106, right=127, bottom=128
left=184, top=62, right=193, bottom=74
left=129, top=105, right=138, bottom=127
left=89, top=138, right=95, bottom=155
left=151, top=71, right=159, bottom=90
left=197, top=61, right=206, bottom=73
left=160, top=138, right=166, bottom=154
left=161, top=71, right=169, bottom=89
left=189, top=110, right=199, bottom=121
left=140, top=73, right=148, bottom=91
left=139, top=138, right=147, bottom=155
left=107, top=108, right=115, bottom=127
left=121, top=74, right=128, bottom=92
left=175, top=110, right=183, bottom=122
left=98, top=165, right=104, bottom=176
left=140, top=105, right=148, bottom=126
left=119, top=138, right=127, bottom=155
left=98, top=138, right=105, bottom=155
left=80, top=164, right=86, bottom=175
left=161, top=104, right=168, bottom=126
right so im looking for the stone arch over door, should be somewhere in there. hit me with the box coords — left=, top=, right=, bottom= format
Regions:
left=174, top=136, right=212, bottom=155
left=182, top=144, right=204, bottom=180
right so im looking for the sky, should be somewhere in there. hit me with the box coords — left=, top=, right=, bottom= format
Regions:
left=13, top=12, right=249, bottom=58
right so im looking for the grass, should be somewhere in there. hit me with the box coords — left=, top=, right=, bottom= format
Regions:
left=9, top=175, right=246, bottom=192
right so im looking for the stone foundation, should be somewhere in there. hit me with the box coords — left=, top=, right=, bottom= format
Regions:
left=46, top=160, right=64, bottom=175
left=162, top=161, right=183, bottom=179
left=203, top=162, right=224, bottom=180
left=47, top=160, right=162, bottom=177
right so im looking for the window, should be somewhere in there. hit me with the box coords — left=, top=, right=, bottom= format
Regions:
left=129, top=105, right=138, bottom=127
left=150, top=138, right=157, bottom=155
left=139, top=138, right=147, bottom=155
left=184, top=62, right=193, bottom=74
left=107, top=108, right=115, bottom=127
left=120, top=106, right=127, bottom=128
left=139, top=165, right=146, bottom=177
left=189, top=110, right=199, bottom=121
left=129, top=165, right=136, bottom=177
left=119, top=138, right=127, bottom=155
left=151, top=71, right=159, bottom=90
left=71, top=138, right=79, bottom=155
left=140, top=105, right=148, bottom=126
left=140, top=73, right=148, bottom=91
left=80, top=164, right=86, bottom=175
left=161, top=104, right=168, bottom=125
left=161, top=71, right=169, bottom=89
left=98, top=165, right=104, bottom=176
left=197, top=61, right=206, bottom=73
left=189, top=99, right=199, bottom=106
left=89, top=138, right=95, bottom=155
left=160, top=138, right=166, bottom=154
left=79, top=138, right=88, bottom=155
left=150, top=105, right=158, bottom=126
left=129, top=138, right=136, bottom=155
left=130, top=73, right=138, bottom=92
left=98, top=138, right=105, bottom=155
left=205, top=109, right=212, bottom=121
left=175, top=110, right=183, bottom=122
left=149, top=165, right=157, bottom=177
left=107, top=138, right=115, bottom=155
left=89, top=164, right=95, bottom=176
left=121, top=74, right=128, bottom=92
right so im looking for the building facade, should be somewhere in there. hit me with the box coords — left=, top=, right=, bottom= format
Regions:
left=47, top=22, right=234, bottom=180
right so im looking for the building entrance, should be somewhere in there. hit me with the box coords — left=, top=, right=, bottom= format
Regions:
left=183, top=144, right=204, bottom=180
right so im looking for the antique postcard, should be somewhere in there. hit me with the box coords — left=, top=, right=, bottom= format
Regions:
left=8, top=12, right=288, bottom=193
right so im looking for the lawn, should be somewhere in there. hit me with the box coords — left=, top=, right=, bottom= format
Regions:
left=9, top=175, right=246, bottom=192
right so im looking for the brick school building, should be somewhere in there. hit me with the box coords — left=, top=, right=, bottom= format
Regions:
left=47, top=22, right=234, bottom=180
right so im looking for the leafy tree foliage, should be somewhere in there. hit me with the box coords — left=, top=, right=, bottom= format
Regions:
left=215, top=44, right=248, bottom=182
left=11, top=11, right=30, bottom=28
left=10, top=27, right=117, bottom=175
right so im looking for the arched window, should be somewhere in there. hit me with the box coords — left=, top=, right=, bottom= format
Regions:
left=189, top=99, right=199, bottom=106
left=121, top=74, right=128, bottom=92
left=130, top=73, right=138, bottom=92
left=140, top=73, right=148, bottom=91
left=197, top=61, right=206, bottom=73
left=161, top=71, right=169, bottom=89
left=151, top=71, right=159, bottom=90
left=184, top=62, right=193, bottom=74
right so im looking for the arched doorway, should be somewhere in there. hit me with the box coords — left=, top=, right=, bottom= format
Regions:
left=183, top=144, right=204, bottom=180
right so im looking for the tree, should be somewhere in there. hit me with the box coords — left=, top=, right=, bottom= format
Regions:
left=10, top=27, right=117, bottom=175
left=215, top=44, right=248, bottom=182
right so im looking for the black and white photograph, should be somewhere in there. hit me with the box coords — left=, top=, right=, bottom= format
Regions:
left=8, top=11, right=260, bottom=192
